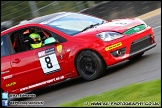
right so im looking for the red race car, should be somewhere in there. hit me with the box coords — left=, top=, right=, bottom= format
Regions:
left=1, top=12, right=156, bottom=94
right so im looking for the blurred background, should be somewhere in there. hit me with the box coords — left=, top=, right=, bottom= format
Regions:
left=1, top=1, right=100, bottom=26
left=1, top=1, right=161, bottom=31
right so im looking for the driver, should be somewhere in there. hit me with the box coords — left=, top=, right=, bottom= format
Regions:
left=29, top=33, right=42, bottom=49
left=29, top=33, right=56, bottom=49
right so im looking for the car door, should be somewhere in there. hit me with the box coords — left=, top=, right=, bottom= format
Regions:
left=8, top=26, right=70, bottom=93
left=1, top=35, right=13, bottom=92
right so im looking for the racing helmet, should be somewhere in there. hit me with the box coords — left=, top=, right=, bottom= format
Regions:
left=29, top=33, right=42, bottom=49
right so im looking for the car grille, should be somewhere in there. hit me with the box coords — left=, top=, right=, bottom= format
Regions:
left=130, top=35, right=151, bottom=54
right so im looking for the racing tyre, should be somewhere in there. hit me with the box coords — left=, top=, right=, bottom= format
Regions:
left=76, top=50, right=106, bottom=81
left=129, top=52, right=144, bottom=61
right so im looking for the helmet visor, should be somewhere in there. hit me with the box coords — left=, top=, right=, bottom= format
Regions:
left=31, top=37, right=41, bottom=44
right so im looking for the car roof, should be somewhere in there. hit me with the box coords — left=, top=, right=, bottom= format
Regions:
left=20, top=12, right=72, bottom=25
left=1, top=12, right=76, bottom=35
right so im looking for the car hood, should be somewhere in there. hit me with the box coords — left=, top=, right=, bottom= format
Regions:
left=83, top=18, right=144, bottom=34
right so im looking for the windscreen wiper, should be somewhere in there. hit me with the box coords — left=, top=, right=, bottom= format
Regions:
left=81, top=21, right=106, bottom=32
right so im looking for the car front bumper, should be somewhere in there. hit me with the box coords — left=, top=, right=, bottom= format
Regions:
left=99, top=26, right=157, bottom=66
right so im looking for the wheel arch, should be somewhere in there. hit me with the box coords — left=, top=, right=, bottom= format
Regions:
left=74, top=48, right=107, bottom=75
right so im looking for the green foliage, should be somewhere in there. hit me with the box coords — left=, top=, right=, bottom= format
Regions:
left=59, top=79, right=161, bottom=107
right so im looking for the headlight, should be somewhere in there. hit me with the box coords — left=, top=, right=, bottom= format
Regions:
left=96, top=32, right=123, bottom=42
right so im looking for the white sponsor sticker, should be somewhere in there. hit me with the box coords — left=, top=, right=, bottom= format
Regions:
left=107, top=20, right=133, bottom=26
left=38, top=48, right=61, bottom=74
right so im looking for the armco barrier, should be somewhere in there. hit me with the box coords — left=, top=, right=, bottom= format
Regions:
left=80, top=1, right=161, bottom=20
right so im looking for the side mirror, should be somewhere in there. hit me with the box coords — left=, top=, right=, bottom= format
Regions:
left=44, top=37, right=59, bottom=45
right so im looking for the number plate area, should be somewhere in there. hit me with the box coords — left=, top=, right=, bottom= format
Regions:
left=38, top=48, right=61, bottom=75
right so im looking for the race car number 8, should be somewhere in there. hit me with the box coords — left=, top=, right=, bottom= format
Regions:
left=38, top=48, right=61, bottom=74
left=45, top=56, right=53, bottom=68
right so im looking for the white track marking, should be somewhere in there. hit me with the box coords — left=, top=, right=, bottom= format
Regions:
left=152, top=25, right=161, bottom=30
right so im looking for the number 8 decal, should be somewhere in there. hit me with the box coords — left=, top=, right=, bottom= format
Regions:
left=45, top=56, right=53, bottom=68
left=38, top=48, right=61, bottom=74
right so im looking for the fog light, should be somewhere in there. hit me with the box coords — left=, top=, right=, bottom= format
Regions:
left=116, top=50, right=122, bottom=55
left=111, top=47, right=126, bottom=57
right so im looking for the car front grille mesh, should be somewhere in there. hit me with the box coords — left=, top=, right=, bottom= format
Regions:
left=130, top=35, right=151, bottom=54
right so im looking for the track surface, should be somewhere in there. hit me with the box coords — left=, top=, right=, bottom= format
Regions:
left=10, top=13, right=161, bottom=107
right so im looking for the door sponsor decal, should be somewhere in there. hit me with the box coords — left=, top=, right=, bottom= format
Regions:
left=20, top=75, right=65, bottom=91
left=56, top=45, right=62, bottom=53
left=6, top=82, right=16, bottom=87
left=38, top=48, right=61, bottom=74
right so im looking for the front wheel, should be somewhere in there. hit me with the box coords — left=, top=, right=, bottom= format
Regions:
left=76, top=50, right=106, bottom=81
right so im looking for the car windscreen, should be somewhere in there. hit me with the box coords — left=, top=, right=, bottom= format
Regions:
left=44, top=13, right=105, bottom=36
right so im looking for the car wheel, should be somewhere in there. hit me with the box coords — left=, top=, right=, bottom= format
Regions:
left=76, top=50, right=106, bottom=81
left=129, top=52, right=144, bottom=61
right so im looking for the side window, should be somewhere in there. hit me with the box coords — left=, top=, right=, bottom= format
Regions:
left=1, top=36, right=9, bottom=57
left=10, top=30, right=28, bottom=53
left=9, top=26, right=63, bottom=54
left=51, top=32, right=67, bottom=43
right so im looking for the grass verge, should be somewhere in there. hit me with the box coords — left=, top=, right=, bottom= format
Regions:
left=59, top=79, right=161, bottom=107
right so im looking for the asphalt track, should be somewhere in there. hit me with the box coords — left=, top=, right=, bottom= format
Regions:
left=10, top=9, right=161, bottom=107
